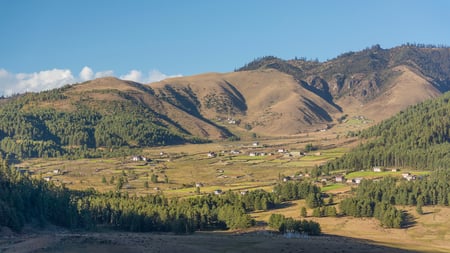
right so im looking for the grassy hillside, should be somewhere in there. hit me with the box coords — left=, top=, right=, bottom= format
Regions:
left=237, top=44, right=450, bottom=121
left=152, top=70, right=341, bottom=136
left=0, top=79, right=217, bottom=159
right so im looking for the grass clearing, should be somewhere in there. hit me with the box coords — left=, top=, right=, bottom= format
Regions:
left=346, top=170, right=431, bottom=179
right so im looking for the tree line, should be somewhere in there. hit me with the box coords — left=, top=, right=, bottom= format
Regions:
left=0, top=156, right=324, bottom=234
left=339, top=170, right=450, bottom=228
left=321, top=91, right=450, bottom=173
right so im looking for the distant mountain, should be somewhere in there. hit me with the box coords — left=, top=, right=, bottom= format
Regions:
left=238, top=44, right=450, bottom=121
left=0, top=44, right=450, bottom=158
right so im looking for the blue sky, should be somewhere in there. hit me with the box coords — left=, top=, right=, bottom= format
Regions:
left=1, top=0, right=449, bottom=96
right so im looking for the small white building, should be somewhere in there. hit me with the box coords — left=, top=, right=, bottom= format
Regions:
left=402, top=173, right=411, bottom=178
left=335, top=175, right=344, bottom=183
left=283, top=176, right=292, bottom=182
left=373, top=167, right=382, bottom=172
left=354, top=177, right=363, bottom=184
left=230, top=150, right=240, bottom=155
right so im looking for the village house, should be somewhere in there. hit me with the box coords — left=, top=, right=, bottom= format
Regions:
left=240, top=190, right=249, bottom=195
left=373, top=167, right=382, bottom=172
left=207, top=152, right=217, bottom=158
left=195, top=183, right=204, bottom=188
left=405, top=174, right=417, bottom=181
left=289, top=151, right=303, bottom=157
left=283, top=176, right=292, bottom=182
left=53, top=169, right=61, bottom=175
left=132, top=155, right=147, bottom=161
left=277, top=148, right=286, bottom=153
left=252, top=142, right=259, bottom=147
left=214, top=189, right=223, bottom=195
left=354, top=177, right=363, bottom=184
left=335, top=175, right=345, bottom=183
left=228, top=118, right=236, bottom=124
left=230, top=150, right=240, bottom=155
left=43, top=176, right=52, bottom=182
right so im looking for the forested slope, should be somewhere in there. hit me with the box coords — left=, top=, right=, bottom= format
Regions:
left=0, top=83, right=200, bottom=159
left=322, top=91, right=450, bottom=171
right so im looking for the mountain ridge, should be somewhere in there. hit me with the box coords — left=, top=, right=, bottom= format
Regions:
left=0, top=44, right=449, bottom=158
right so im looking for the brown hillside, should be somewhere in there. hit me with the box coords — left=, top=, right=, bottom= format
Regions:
left=336, top=65, right=441, bottom=121
left=65, top=77, right=231, bottom=139
left=237, top=45, right=450, bottom=124
left=152, top=69, right=341, bottom=135
left=5, top=44, right=449, bottom=143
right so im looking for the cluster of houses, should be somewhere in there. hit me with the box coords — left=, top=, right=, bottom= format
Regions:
left=204, top=141, right=322, bottom=160
left=328, top=167, right=419, bottom=185
left=212, top=189, right=249, bottom=196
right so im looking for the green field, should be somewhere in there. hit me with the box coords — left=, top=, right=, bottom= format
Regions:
left=346, top=170, right=431, bottom=179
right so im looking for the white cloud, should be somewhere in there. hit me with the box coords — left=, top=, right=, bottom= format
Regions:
left=120, top=69, right=182, bottom=83
left=147, top=69, right=182, bottom=83
left=79, top=66, right=94, bottom=81
left=0, top=68, right=75, bottom=97
left=0, top=67, right=181, bottom=96
left=120, top=70, right=143, bottom=83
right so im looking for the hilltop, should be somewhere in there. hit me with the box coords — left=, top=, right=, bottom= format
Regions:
left=237, top=44, right=450, bottom=121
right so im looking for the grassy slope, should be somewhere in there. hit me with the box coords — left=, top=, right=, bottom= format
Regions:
left=152, top=69, right=340, bottom=136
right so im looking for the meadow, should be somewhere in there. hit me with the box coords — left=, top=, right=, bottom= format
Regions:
left=19, top=131, right=350, bottom=198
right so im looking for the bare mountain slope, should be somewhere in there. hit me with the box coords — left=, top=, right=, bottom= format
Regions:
left=151, top=69, right=341, bottom=135
left=342, top=65, right=441, bottom=121
left=238, top=45, right=450, bottom=121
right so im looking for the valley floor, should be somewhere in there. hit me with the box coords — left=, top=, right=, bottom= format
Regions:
left=0, top=230, right=419, bottom=253
left=2, top=205, right=449, bottom=253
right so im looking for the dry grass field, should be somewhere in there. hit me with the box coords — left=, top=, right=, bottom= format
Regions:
left=2, top=205, right=448, bottom=253
left=252, top=200, right=450, bottom=253
left=18, top=130, right=354, bottom=198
